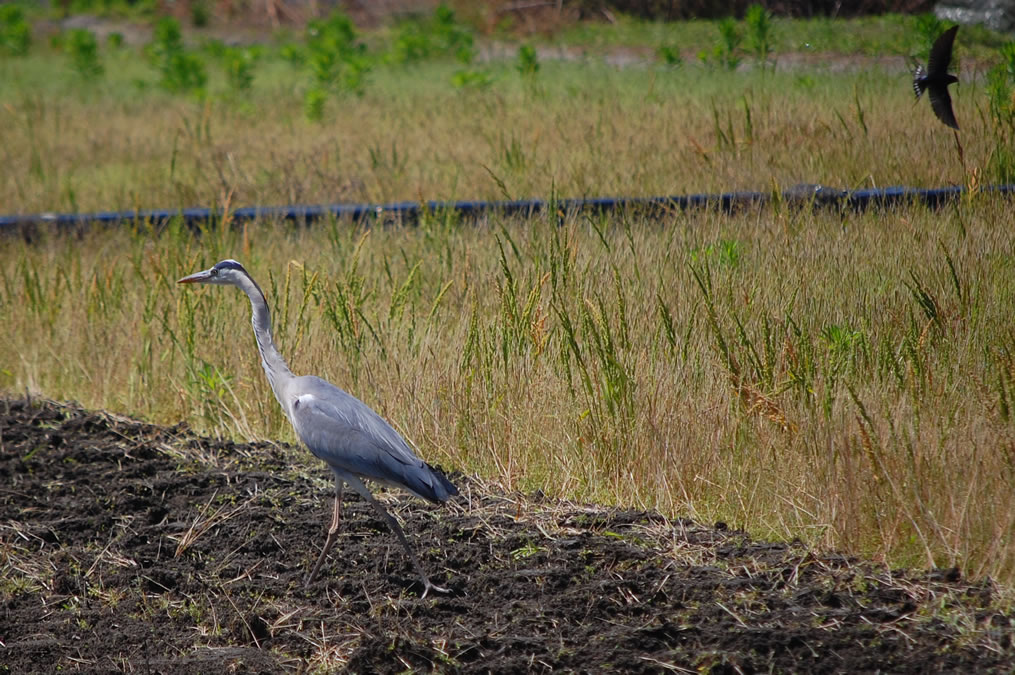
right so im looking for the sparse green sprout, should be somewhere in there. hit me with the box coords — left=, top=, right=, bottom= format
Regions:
left=304, top=10, right=370, bottom=109
left=106, top=32, right=124, bottom=49
left=744, top=3, right=775, bottom=68
left=701, top=17, right=742, bottom=70
left=66, top=28, right=104, bottom=80
left=148, top=17, right=207, bottom=94
left=390, top=19, right=429, bottom=64
left=304, top=86, right=327, bottom=121
left=436, top=3, right=475, bottom=64
left=279, top=42, right=305, bottom=66
left=985, top=42, right=1015, bottom=182
left=987, top=42, right=1015, bottom=123
left=517, top=44, right=539, bottom=77
left=0, top=5, right=32, bottom=56
left=657, top=44, right=682, bottom=67
left=452, top=68, right=492, bottom=89
left=224, top=46, right=260, bottom=91
left=691, top=239, right=742, bottom=269
left=388, top=3, right=475, bottom=65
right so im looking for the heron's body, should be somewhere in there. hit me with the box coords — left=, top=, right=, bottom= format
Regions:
left=286, top=374, right=456, bottom=502
left=178, top=259, right=456, bottom=595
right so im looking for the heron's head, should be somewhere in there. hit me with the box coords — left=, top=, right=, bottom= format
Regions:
left=177, top=259, right=250, bottom=286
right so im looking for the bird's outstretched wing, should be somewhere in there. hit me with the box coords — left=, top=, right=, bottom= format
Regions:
left=287, top=376, right=456, bottom=502
left=929, top=84, right=959, bottom=130
left=928, top=25, right=959, bottom=77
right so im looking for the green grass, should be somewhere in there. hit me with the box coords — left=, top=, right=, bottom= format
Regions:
left=0, top=47, right=1007, bottom=215
left=4, top=198, right=1015, bottom=585
left=4, top=13, right=1015, bottom=586
left=549, top=13, right=1008, bottom=57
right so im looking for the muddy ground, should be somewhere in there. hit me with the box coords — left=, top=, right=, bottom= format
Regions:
left=1, top=395, right=1013, bottom=673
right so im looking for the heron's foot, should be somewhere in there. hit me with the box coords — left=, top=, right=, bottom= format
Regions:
left=420, top=578, right=451, bottom=599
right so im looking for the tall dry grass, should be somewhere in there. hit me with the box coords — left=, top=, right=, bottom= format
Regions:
left=0, top=53, right=996, bottom=215
left=3, top=195, right=1015, bottom=583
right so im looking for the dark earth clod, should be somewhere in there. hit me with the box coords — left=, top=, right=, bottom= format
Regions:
left=2, top=396, right=1013, bottom=672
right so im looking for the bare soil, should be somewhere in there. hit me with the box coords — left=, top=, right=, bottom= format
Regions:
left=2, top=395, right=1013, bottom=673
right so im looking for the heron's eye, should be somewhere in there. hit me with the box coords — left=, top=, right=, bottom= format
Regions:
left=210, top=268, right=218, bottom=277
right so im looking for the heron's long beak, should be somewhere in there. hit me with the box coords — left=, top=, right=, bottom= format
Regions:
left=177, top=269, right=213, bottom=284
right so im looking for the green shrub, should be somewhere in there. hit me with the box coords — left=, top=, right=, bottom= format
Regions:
left=304, top=86, right=327, bottom=121
left=516, top=44, right=539, bottom=77
left=699, top=18, right=742, bottom=71
left=66, top=28, right=104, bottom=79
left=388, top=3, right=474, bottom=65
left=300, top=11, right=369, bottom=119
left=279, top=42, right=305, bottom=66
left=148, top=17, right=206, bottom=94
left=306, top=11, right=369, bottom=93
left=0, top=5, right=32, bottom=57
left=744, top=4, right=774, bottom=68
left=224, top=46, right=259, bottom=91
left=452, top=68, right=492, bottom=89
left=657, top=45, right=682, bottom=67
left=987, top=42, right=1015, bottom=182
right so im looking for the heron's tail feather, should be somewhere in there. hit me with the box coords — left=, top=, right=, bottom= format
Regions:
left=423, top=463, right=459, bottom=502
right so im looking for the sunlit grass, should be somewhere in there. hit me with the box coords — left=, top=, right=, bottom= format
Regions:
left=4, top=196, right=1015, bottom=585
left=4, top=13, right=1015, bottom=586
left=0, top=47, right=1000, bottom=215
left=549, top=13, right=1008, bottom=58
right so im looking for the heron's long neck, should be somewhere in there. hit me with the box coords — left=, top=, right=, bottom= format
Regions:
left=235, top=274, right=294, bottom=407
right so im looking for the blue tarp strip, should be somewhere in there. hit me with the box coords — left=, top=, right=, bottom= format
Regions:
left=2, top=184, right=1012, bottom=232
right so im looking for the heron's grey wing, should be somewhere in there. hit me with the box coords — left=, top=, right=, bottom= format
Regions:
left=929, top=85, right=959, bottom=130
left=287, top=378, right=456, bottom=502
left=928, top=25, right=958, bottom=76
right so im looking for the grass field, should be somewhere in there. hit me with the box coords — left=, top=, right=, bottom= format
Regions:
left=4, top=9, right=1015, bottom=587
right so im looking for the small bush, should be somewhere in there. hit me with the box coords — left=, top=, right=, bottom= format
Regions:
left=657, top=45, right=682, bottom=67
left=300, top=11, right=369, bottom=119
left=388, top=3, right=475, bottom=65
left=304, top=86, right=327, bottom=121
left=517, top=44, right=539, bottom=77
left=699, top=18, right=742, bottom=71
left=148, top=17, right=206, bottom=94
left=224, top=46, right=259, bottom=91
left=279, top=43, right=305, bottom=66
left=452, top=68, right=492, bottom=89
left=66, top=28, right=104, bottom=79
left=744, top=4, right=774, bottom=68
left=306, top=11, right=369, bottom=93
left=987, top=42, right=1015, bottom=182
left=0, top=5, right=32, bottom=57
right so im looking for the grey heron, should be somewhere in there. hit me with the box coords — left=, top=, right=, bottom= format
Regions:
left=178, top=259, right=457, bottom=596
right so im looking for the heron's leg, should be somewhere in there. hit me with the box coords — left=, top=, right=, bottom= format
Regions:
left=345, top=476, right=449, bottom=598
left=305, top=478, right=343, bottom=587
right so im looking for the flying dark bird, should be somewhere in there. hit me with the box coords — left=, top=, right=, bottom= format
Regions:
left=178, top=260, right=458, bottom=596
left=913, top=25, right=960, bottom=130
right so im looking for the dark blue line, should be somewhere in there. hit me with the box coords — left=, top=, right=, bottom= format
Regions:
left=2, top=184, right=1011, bottom=233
